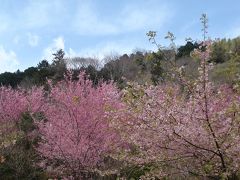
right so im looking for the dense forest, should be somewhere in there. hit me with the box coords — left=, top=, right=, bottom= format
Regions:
left=0, top=14, right=240, bottom=180
left=1, top=36, right=240, bottom=89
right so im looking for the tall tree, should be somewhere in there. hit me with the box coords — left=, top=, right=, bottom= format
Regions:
left=36, top=73, right=123, bottom=178
left=51, top=49, right=67, bottom=82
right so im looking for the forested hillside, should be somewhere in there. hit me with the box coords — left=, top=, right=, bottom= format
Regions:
left=1, top=37, right=240, bottom=88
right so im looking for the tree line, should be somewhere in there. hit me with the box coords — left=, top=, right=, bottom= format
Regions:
left=1, top=37, right=240, bottom=89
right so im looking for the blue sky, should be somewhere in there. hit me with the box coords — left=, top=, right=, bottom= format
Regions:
left=0, top=0, right=240, bottom=73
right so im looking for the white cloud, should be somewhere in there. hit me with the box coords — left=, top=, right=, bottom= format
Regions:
left=43, top=36, right=77, bottom=61
left=22, top=2, right=49, bottom=28
left=21, top=0, right=66, bottom=29
left=119, top=3, right=170, bottom=32
left=43, top=36, right=65, bottom=60
left=0, top=0, right=67, bottom=33
left=54, top=37, right=65, bottom=50
left=0, top=46, right=19, bottom=73
left=72, top=1, right=172, bottom=36
left=66, top=48, right=78, bottom=57
left=27, top=33, right=39, bottom=47
left=72, top=1, right=118, bottom=35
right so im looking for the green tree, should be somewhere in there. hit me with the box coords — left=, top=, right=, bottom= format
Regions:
left=51, top=49, right=67, bottom=82
left=177, top=41, right=199, bottom=58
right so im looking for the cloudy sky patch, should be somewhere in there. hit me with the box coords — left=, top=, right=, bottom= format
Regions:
left=0, top=0, right=239, bottom=72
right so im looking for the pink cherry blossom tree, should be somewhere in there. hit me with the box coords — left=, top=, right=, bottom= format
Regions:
left=36, top=73, right=124, bottom=178
left=112, top=15, right=240, bottom=179
left=0, top=85, right=44, bottom=152
left=0, top=87, right=26, bottom=124
left=0, top=86, right=27, bottom=148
